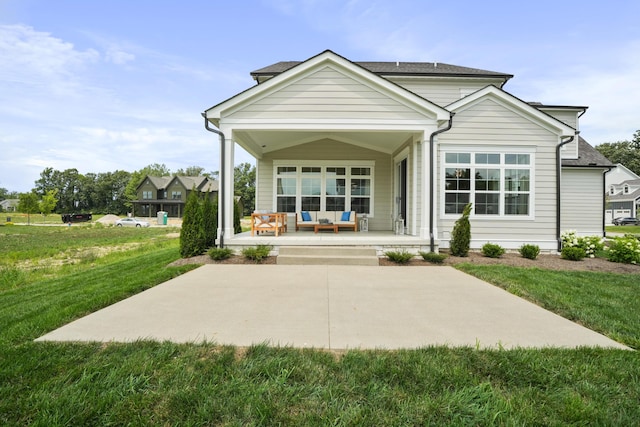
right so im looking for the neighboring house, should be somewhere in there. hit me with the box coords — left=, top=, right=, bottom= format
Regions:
left=132, top=175, right=218, bottom=218
left=605, top=164, right=640, bottom=221
left=0, top=199, right=19, bottom=212
left=204, top=50, right=613, bottom=251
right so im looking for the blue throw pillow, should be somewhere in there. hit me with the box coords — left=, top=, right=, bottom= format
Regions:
left=301, top=211, right=311, bottom=221
left=341, top=211, right=351, bottom=221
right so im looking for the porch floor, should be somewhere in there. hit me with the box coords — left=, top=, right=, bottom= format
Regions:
left=224, top=230, right=433, bottom=255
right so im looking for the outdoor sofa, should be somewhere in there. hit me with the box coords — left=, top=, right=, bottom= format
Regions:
left=295, top=211, right=358, bottom=232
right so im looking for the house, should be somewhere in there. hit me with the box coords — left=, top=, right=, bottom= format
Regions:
left=605, top=164, right=640, bottom=222
left=0, top=199, right=19, bottom=212
left=132, top=175, right=218, bottom=218
left=204, top=50, right=612, bottom=251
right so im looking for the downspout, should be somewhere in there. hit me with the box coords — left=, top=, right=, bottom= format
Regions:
left=429, top=114, right=454, bottom=252
left=202, top=114, right=226, bottom=248
left=556, top=133, right=577, bottom=252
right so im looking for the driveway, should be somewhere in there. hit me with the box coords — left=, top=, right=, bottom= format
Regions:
left=36, top=265, right=628, bottom=350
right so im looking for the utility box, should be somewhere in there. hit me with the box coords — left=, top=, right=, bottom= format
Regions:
left=157, top=211, right=168, bottom=225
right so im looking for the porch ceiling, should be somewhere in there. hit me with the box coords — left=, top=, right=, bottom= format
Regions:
left=234, top=129, right=419, bottom=158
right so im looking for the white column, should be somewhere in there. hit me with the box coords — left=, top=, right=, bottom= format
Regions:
left=221, top=126, right=235, bottom=240
left=419, top=131, right=431, bottom=240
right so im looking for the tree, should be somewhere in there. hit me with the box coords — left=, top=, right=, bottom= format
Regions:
left=39, top=189, right=59, bottom=223
left=175, top=166, right=205, bottom=176
left=234, top=162, right=256, bottom=216
left=596, top=130, right=640, bottom=176
left=18, top=191, right=40, bottom=225
left=180, top=186, right=206, bottom=257
left=450, top=203, right=472, bottom=257
left=202, top=190, right=217, bottom=249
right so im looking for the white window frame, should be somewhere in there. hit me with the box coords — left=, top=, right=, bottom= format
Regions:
left=273, top=160, right=375, bottom=216
left=440, top=148, right=535, bottom=220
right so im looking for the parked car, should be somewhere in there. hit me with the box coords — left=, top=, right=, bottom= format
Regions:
left=61, top=213, right=92, bottom=223
left=612, top=217, right=640, bottom=226
left=115, top=218, right=150, bottom=228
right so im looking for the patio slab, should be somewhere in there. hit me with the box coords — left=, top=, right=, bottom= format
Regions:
left=36, top=265, right=629, bottom=350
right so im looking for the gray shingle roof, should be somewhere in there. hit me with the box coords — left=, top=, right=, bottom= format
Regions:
left=562, top=137, right=615, bottom=168
left=251, top=58, right=513, bottom=80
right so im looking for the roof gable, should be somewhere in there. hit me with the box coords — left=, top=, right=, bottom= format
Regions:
left=205, top=50, right=450, bottom=122
left=447, top=85, right=575, bottom=137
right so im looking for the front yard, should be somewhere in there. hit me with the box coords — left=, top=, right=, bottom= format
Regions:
left=0, top=224, right=638, bottom=425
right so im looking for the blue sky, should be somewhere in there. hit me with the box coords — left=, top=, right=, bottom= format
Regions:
left=1, top=0, right=639, bottom=192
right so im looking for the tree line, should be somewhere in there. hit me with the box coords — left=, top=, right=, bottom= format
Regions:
left=1, top=162, right=256, bottom=216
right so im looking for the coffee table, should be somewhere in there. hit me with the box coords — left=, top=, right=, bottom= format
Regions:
left=314, top=223, right=338, bottom=233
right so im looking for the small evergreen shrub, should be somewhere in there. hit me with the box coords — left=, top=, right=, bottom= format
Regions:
left=450, top=203, right=472, bottom=257
left=561, top=246, right=586, bottom=261
left=384, top=250, right=414, bottom=264
left=519, top=244, right=540, bottom=260
left=208, top=247, right=233, bottom=261
left=481, top=243, right=505, bottom=258
left=419, top=251, right=448, bottom=264
left=607, top=236, right=640, bottom=264
left=242, top=245, right=272, bottom=263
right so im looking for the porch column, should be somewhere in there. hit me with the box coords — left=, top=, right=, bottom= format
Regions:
left=419, top=132, right=431, bottom=240
left=220, top=125, right=235, bottom=241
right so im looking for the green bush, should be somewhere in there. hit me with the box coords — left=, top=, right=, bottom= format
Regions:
left=519, top=244, right=540, bottom=260
left=607, top=236, right=640, bottom=264
left=208, top=247, right=233, bottom=261
left=561, top=246, right=586, bottom=261
left=481, top=243, right=505, bottom=258
left=384, top=250, right=414, bottom=264
left=242, top=245, right=272, bottom=263
left=560, top=230, right=605, bottom=258
left=180, top=185, right=207, bottom=258
left=450, top=203, right=472, bottom=257
left=419, top=251, right=448, bottom=264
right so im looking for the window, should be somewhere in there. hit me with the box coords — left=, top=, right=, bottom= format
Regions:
left=171, top=191, right=182, bottom=200
left=443, top=151, right=532, bottom=217
left=624, top=185, right=630, bottom=194
left=274, top=162, right=374, bottom=215
left=142, top=191, right=153, bottom=200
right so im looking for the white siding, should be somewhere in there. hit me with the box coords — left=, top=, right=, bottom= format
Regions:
left=227, top=67, right=428, bottom=121
left=561, top=168, right=605, bottom=236
left=437, top=98, right=560, bottom=249
left=257, top=139, right=393, bottom=231
left=388, top=78, right=507, bottom=107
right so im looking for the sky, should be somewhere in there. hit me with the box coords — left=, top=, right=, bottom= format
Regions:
left=1, top=0, right=639, bottom=193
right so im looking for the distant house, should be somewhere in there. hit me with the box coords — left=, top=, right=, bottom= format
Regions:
left=204, top=50, right=614, bottom=251
left=606, top=164, right=640, bottom=222
left=0, top=199, right=19, bottom=212
left=132, top=176, right=218, bottom=218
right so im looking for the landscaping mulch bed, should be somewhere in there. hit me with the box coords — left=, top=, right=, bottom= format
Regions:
left=171, top=251, right=640, bottom=274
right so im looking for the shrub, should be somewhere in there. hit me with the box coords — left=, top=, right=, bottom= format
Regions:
left=519, top=244, right=540, bottom=260
left=481, top=243, right=505, bottom=258
left=607, top=236, right=640, bottom=264
left=561, top=246, right=586, bottom=261
left=180, top=186, right=207, bottom=258
left=208, top=247, right=233, bottom=261
left=242, top=245, right=272, bottom=263
left=560, top=230, right=605, bottom=258
left=202, top=191, right=217, bottom=249
left=450, top=203, right=472, bottom=257
left=419, top=251, right=448, bottom=264
left=384, top=250, right=414, bottom=264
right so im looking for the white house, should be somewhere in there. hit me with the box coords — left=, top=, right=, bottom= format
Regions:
left=606, top=164, right=640, bottom=222
left=204, top=50, right=612, bottom=251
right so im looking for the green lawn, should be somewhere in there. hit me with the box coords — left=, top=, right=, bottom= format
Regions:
left=1, top=226, right=639, bottom=425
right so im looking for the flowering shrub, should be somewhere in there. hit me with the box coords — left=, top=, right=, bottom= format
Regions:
left=560, top=230, right=606, bottom=258
left=607, top=236, right=640, bottom=264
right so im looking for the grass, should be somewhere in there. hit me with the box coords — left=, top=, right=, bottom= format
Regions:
left=1, top=226, right=639, bottom=424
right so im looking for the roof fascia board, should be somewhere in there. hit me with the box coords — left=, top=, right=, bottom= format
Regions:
left=447, top=85, right=575, bottom=136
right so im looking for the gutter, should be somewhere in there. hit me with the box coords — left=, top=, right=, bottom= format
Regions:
left=202, top=114, right=226, bottom=248
left=429, top=114, right=454, bottom=252
left=556, top=133, right=577, bottom=252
